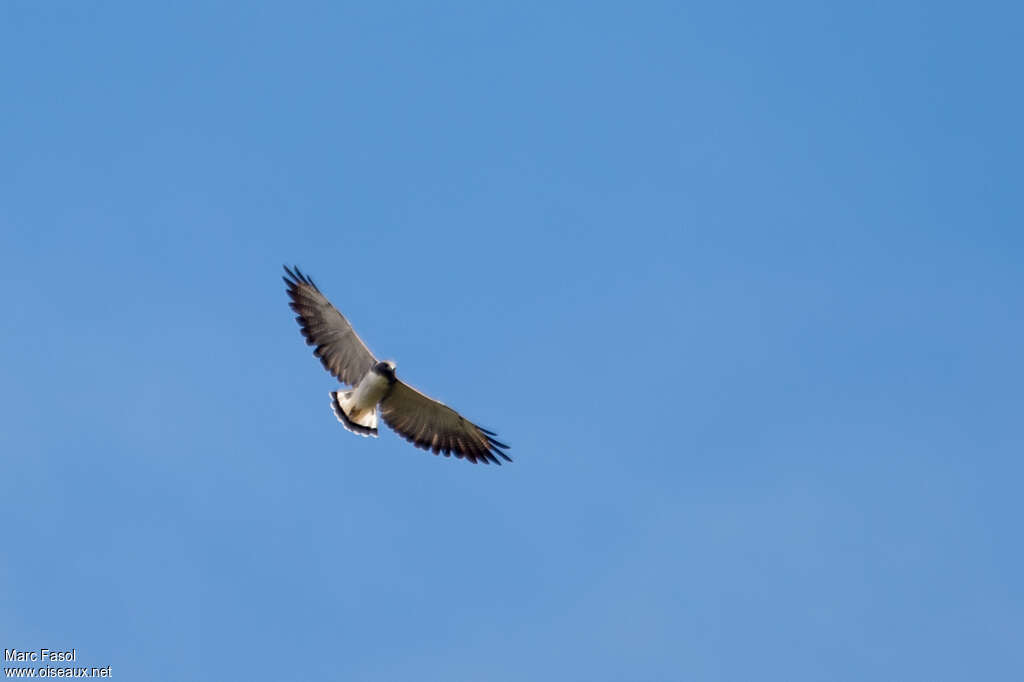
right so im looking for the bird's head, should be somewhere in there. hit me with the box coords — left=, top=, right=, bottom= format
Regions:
left=374, top=360, right=397, bottom=379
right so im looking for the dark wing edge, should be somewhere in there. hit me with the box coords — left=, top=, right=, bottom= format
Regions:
left=283, top=265, right=377, bottom=387
left=380, top=380, right=512, bottom=466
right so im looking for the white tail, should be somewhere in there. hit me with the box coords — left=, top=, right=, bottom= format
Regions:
left=330, top=391, right=379, bottom=437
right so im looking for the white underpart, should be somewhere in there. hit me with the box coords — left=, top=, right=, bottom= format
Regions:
left=332, top=370, right=389, bottom=435
left=351, top=370, right=390, bottom=411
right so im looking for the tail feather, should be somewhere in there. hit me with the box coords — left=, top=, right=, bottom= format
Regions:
left=330, top=391, right=378, bottom=437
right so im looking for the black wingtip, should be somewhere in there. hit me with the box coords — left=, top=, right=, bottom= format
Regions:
left=283, top=265, right=318, bottom=291
left=473, top=423, right=511, bottom=464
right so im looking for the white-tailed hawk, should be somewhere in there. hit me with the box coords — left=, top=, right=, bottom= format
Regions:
left=283, top=265, right=511, bottom=465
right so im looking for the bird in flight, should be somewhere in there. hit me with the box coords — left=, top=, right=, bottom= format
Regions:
left=283, top=265, right=511, bottom=465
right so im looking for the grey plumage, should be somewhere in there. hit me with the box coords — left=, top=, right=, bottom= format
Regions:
left=283, top=266, right=376, bottom=387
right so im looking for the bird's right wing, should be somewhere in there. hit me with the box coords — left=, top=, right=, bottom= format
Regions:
left=283, top=265, right=377, bottom=387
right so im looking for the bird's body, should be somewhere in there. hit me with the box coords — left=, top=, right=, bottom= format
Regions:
left=329, top=361, right=395, bottom=436
left=347, top=363, right=395, bottom=420
left=283, top=266, right=511, bottom=465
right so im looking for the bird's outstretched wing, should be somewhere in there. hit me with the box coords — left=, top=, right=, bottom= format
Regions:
left=380, top=380, right=511, bottom=465
left=283, top=265, right=377, bottom=387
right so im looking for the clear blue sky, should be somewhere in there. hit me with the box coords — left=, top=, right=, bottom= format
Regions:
left=2, top=2, right=1021, bottom=680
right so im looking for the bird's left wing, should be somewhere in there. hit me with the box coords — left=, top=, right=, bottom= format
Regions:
left=283, top=265, right=377, bottom=387
left=380, top=380, right=511, bottom=465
